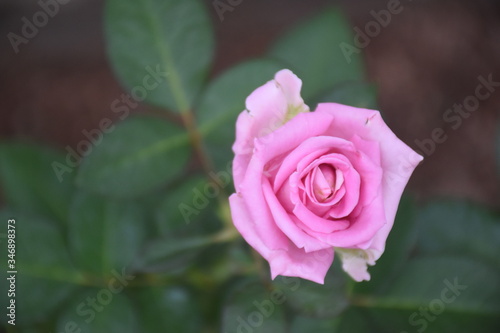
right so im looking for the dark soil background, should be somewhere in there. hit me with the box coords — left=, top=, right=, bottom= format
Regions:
left=0, top=0, right=499, bottom=207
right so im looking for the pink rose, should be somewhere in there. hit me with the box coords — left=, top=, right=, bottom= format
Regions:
left=229, top=69, right=422, bottom=284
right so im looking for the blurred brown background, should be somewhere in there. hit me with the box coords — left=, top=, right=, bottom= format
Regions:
left=0, top=0, right=499, bottom=207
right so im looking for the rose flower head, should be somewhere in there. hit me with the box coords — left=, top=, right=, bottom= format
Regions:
left=229, top=69, right=423, bottom=284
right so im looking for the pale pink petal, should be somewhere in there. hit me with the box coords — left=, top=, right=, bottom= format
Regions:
left=293, top=201, right=350, bottom=233
left=232, top=153, right=251, bottom=192
left=335, top=248, right=376, bottom=282
left=307, top=154, right=360, bottom=218
left=273, top=135, right=352, bottom=191
left=309, top=192, right=386, bottom=248
left=315, top=103, right=423, bottom=231
left=240, top=158, right=290, bottom=251
left=233, top=69, right=309, bottom=156
left=230, top=193, right=333, bottom=285
left=254, top=112, right=334, bottom=164
left=229, top=193, right=276, bottom=258
left=270, top=246, right=334, bottom=285
left=275, top=69, right=306, bottom=109
left=262, top=180, right=331, bottom=252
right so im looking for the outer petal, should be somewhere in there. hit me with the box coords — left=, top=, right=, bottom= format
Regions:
left=275, top=69, right=306, bottom=110
left=229, top=193, right=333, bottom=284
left=254, top=112, right=334, bottom=164
left=335, top=248, right=376, bottom=282
left=232, top=153, right=251, bottom=192
left=229, top=193, right=275, bottom=259
left=240, top=158, right=290, bottom=251
left=233, top=69, right=308, bottom=156
left=270, top=246, right=334, bottom=285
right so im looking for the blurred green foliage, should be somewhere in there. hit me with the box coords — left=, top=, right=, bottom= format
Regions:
left=1, top=0, right=499, bottom=332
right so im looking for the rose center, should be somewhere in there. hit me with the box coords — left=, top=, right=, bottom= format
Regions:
left=312, top=164, right=343, bottom=202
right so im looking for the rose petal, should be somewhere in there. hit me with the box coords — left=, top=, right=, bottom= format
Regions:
left=315, top=103, right=422, bottom=227
left=254, top=112, right=334, bottom=164
left=229, top=193, right=279, bottom=257
left=274, top=135, right=353, bottom=192
left=275, top=69, right=308, bottom=113
left=263, top=180, right=331, bottom=252
left=308, top=191, right=386, bottom=248
left=233, top=70, right=308, bottom=156
left=240, top=157, right=290, bottom=250
left=233, top=152, right=252, bottom=192
left=293, top=201, right=350, bottom=234
left=335, top=248, right=376, bottom=282
left=298, top=152, right=361, bottom=218
left=315, top=103, right=423, bottom=260
left=270, top=246, right=334, bottom=285
left=229, top=193, right=333, bottom=285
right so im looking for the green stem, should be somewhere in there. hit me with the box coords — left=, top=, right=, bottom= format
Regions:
left=180, top=111, right=235, bottom=235
left=179, top=111, right=215, bottom=176
left=143, top=0, right=236, bottom=245
left=141, top=0, right=216, bottom=178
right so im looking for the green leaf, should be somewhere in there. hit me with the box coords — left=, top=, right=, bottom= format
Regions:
left=290, top=315, right=340, bottom=333
left=201, top=241, right=256, bottom=283
left=56, top=288, right=139, bottom=333
left=0, top=210, right=80, bottom=326
left=272, top=260, right=349, bottom=319
left=290, top=308, right=372, bottom=333
left=76, top=116, right=190, bottom=198
left=131, top=234, right=214, bottom=273
left=197, top=59, right=284, bottom=172
left=333, top=308, right=374, bottom=333
left=128, top=286, right=202, bottom=332
left=0, top=142, right=74, bottom=223
left=105, top=0, right=213, bottom=112
left=377, top=256, right=500, bottom=314
left=132, top=175, right=226, bottom=273
left=347, top=200, right=500, bottom=332
left=366, top=307, right=500, bottom=333
left=67, top=191, right=146, bottom=278
left=318, top=81, right=378, bottom=110
left=268, top=8, right=365, bottom=102
left=356, top=256, right=500, bottom=333
left=155, top=174, right=222, bottom=235
left=415, top=200, right=500, bottom=269
left=222, top=278, right=287, bottom=333
left=10, top=326, right=47, bottom=333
